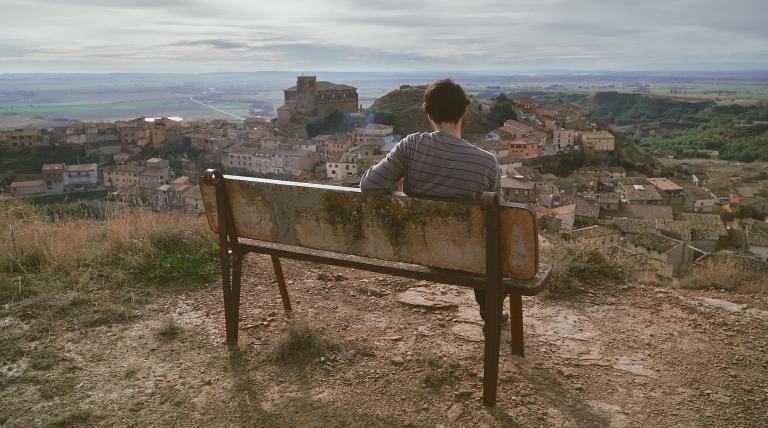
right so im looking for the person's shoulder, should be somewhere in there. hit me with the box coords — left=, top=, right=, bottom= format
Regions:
left=396, top=132, right=429, bottom=149
left=404, top=132, right=430, bottom=143
left=468, top=144, right=500, bottom=166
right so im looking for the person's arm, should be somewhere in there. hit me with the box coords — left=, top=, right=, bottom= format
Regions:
left=360, top=135, right=411, bottom=195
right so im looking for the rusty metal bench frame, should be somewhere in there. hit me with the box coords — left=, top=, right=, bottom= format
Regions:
left=202, top=169, right=550, bottom=407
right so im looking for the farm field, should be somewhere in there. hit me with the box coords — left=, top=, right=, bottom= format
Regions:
left=1, top=72, right=766, bottom=129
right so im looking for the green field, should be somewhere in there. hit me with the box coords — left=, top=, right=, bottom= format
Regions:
left=1, top=72, right=766, bottom=130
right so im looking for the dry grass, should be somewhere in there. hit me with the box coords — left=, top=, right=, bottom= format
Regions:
left=421, top=356, right=460, bottom=391
left=1, top=199, right=212, bottom=273
left=542, top=241, right=631, bottom=296
left=41, top=408, right=93, bottom=428
left=156, top=316, right=182, bottom=340
left=0, top=199, right=218, bottom=304
left=269, top=322, right=338, bottom=365
left=679, top=259, right=768, bottom=293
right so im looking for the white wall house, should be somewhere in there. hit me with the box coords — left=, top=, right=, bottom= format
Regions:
left=63, top=163, right=99, bottom=189
left=326, top=152, right=359, bottom=180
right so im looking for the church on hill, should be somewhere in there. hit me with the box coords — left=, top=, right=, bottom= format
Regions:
left=277, top=76, right=359, bottom=125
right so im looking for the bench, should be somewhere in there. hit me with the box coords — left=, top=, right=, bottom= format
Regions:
left=199, top=169, right=551, bottom=407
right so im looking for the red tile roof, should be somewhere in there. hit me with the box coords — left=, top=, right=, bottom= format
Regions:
left=647, top=177, right=683, bottom=192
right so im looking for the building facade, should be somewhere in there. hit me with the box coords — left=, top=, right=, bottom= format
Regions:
left=581, top=130, right=615, bottom=152
left=278, top=76, right=358, bottom=125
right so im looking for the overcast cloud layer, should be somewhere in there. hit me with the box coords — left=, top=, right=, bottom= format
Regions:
left=1, top=0, right=766, bottom=73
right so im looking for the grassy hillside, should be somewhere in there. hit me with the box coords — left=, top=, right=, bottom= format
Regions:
left=0, top=200, right=217, bottom=305
left=585, top=91, right=768, bottom=162
left=641, top=120, right=768, bottom=162
left=587, top=92, right=713, bottom=125
left=370, top=85, right=496, bottom=136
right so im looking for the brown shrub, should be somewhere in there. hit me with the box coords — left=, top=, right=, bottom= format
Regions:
left=679, top=259, right=768, bottom=293
left=156, top=316, right=182, bottom=340
left=269, top=322, right=337, bottom=365
left=542, top=241, right=631, bottom=295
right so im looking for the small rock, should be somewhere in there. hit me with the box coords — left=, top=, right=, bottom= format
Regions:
left=451, top=323, right=483, bottom=342
left=574, top=384, right=584, bottom=391
left=391, top=356, right=404, bottom=365
left=447, top=402, right=463, bottom=421
left=396, top=287, right=462, bottom=309
left=334, top=273, right=347, bottom=281
left=417, top=326, right=434, bottom=336
left=454, top=390, right=472, bottom=400
left=317, top=273, right=333, bottom=281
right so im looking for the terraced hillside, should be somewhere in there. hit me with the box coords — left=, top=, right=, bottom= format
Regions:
left=370, top=85, right=496, bottom=136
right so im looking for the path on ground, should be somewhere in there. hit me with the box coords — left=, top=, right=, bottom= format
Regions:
left=188, top=97, right=245, bottom=121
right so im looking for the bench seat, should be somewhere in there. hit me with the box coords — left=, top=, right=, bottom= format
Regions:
left=238, top=237, right=551, bottom=296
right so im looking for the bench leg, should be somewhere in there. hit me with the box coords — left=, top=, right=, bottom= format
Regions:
left=221, top=249, right=242, bottom=345
left=231, top=251, right=243, bottom=340
left=271, top=256, right=293, bottom=316
left=482, top=287, right=503, bottom=407
left=509, top=293, right=524, bottom=356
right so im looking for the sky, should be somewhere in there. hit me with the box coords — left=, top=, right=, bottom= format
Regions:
left=1, top=0, right=766, bottom=73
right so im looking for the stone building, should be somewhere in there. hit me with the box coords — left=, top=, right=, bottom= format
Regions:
left=63, top=163, right=99, bottom=190
left=744, top=220, right=768, bottom=261
left=1, top=129, right=47, bottom=149
left=647, top=178, right=685, bottom=213
left=326, top=152, right=360, bottom=180
left=42, top=163, right=66, bottom=193
left=566, top=225, right=621, bottom=249
left=624, top=232, right=692, bottom=280
left=581, top=130, right=615, bottom=152
left=10, top=180, right=46, bottom=195
left=277, top=76, right=358, bottom=125
left=103, top=163, right=143, bottom=188
left=500, top=175, right=535, bottom=203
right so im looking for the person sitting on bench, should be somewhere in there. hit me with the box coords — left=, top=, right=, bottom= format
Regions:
left=360, top=78, right=508, bottom=329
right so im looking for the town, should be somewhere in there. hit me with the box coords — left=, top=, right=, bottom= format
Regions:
left=2, top=75, right=767, bottom=285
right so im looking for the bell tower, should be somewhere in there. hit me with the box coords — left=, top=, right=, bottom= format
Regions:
left=296, top=76, right=317, bottom=115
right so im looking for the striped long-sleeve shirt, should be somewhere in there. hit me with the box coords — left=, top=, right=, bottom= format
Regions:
left=360, top=131, right=500, bottom=201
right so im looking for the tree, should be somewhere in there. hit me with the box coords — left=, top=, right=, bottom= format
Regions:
left=486, top=93, right=518, bottom=127
left=371, top=109, right=397, bottom=127
left=306, top=110, right=364, bottom=137
left=0, top=171, right=16, bottom=190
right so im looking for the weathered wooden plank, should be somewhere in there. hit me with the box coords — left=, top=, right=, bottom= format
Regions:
left=236, top=238, right=550, bottom=294
left=200, top=175, right=537, bottom=279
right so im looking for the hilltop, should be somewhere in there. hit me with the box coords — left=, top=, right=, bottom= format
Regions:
left=1, top=203, right=767, bottom=426
left=370, top=85, right=496, bottom=136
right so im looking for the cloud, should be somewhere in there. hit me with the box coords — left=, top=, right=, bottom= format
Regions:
left=0, top=0, right=766, bottom=72
left=169, top=39, right=248, bottom=50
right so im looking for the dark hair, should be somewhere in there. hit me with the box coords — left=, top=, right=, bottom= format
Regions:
left=423, top=79, right=470, bottom=124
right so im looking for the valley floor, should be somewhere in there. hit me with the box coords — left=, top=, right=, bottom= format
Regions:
left=2, top=255, right=767, bottom=427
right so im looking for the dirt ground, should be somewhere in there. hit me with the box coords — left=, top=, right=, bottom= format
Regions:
left=2, top=254, right=767, bottom=427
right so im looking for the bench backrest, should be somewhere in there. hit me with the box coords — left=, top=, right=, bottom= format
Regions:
left=200, top=174, right=538, bottom=279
